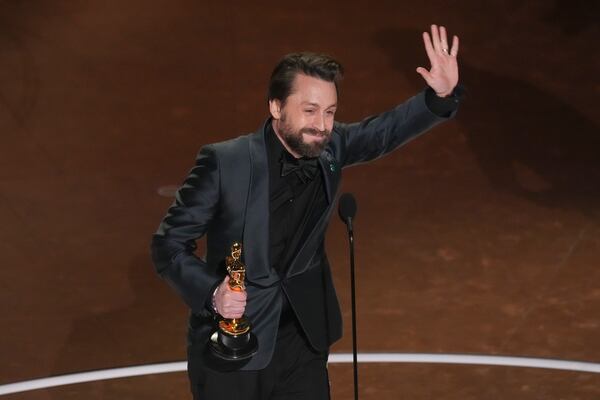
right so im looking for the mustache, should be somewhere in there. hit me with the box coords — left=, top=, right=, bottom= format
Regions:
left=300, top=128, right=331, bottom=137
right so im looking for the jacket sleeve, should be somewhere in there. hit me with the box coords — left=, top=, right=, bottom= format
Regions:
left=335, top=90, right=457, bottom=168
left=151, top=145, right=222, bottom=316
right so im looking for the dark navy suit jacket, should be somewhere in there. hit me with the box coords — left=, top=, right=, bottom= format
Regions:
left=151, top=90, right=454, bottom=370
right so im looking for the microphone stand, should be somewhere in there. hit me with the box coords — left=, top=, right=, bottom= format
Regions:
left=346, top=218, right=359, bottom=400
left=339, top=192, right=359, bottom=400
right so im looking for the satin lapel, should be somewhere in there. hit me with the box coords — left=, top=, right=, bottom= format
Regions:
left=319, top=150, right=339, bottom=205
left=285, top=150, right=341, bottom=279
left=243, top=128, right=273, bottom=283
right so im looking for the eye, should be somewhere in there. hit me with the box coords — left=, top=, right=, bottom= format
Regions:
left=304, top=109, right=315, bottom=114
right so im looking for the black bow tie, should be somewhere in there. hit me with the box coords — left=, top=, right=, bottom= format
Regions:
left=280, top=153, right=318, bottom=183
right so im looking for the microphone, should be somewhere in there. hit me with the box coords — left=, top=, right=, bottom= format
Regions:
left=338, top=193, right=357, bottom=232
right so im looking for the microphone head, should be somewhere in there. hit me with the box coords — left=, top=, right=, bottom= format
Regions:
left=338, top=193, right=357, bottom=221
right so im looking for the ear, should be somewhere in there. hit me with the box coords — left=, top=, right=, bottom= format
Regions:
left=269, top=99, right=282, bottom=120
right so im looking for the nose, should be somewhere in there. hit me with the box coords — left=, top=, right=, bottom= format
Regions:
left=314, top=112, right=326, bottom=132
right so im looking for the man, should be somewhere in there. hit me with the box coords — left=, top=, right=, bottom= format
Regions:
left=152, top=25, right=460, bottom=399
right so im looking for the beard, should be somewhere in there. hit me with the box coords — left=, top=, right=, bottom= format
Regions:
left=278, top=114, right=331, bottom=158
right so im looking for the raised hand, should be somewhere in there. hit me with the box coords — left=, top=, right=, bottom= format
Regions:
left=416, top=24, right=459, bottom=97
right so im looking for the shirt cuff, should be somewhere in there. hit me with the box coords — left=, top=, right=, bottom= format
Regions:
left=205, top=280, right=221, bottom=314
left=425, top=85, right=464, bottom=117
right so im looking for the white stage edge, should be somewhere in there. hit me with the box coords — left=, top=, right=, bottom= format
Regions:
left=2, top=352, right=599, bottom=395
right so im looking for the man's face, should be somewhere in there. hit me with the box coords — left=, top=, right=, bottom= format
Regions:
left=270, top=73, right=338, bottom=158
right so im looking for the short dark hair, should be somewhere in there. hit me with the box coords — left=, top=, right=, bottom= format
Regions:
left=267, top=52, right=344, bottom=103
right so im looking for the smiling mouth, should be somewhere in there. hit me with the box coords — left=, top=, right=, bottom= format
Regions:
left=302, top=129, right=329, bottom=138
left=303, top=133, right=328, bottom=143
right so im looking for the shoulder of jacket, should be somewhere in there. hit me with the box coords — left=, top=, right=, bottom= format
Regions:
left=210, top=134, right=250, bottom=151
left=199, top=132, right=255, bottom=159
left=325, top=121, right=348, bottom=159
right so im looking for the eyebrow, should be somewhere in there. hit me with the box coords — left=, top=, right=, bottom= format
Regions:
left=301, top=101, right=338, bottom=109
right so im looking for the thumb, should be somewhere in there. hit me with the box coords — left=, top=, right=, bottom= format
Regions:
left=221, top=275, right=230, bottom=288
left=416, top=67, right=432, bottom=83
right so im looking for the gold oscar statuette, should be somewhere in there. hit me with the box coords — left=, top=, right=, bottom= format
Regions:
left=208, top=242, right=258, bottom=361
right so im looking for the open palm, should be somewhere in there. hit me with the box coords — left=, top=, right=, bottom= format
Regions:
left=416, top=24, right=459, bottom=97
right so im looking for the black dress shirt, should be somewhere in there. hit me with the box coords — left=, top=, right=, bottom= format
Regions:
left=266, top=125, right=327, bottom=276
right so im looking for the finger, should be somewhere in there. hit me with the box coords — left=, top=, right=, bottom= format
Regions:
left=416, top=67, right=433, bottom=84
left=231, top=306, right=246, bottom=315
left=224, top=292, right=246, bottom=303
left=225, top=301, right=246, bottom=310
left=223, top=303, right=245, bottom=312
left=439, top=25, right=448, bottom=52
left=422, top=32, right=435, bottom=61
left=227, top=298, right=247, bottom=307
left=218, top=290, right=243, bottom=304
left=430, top=24, right=441, bottom=52
left=450, top=35, right=459, bottom=57
left=226, top=307, right=245, bottom=315
left=230, top=290, right=247, bottom=300
left=222, top=310, right=243, bottom=319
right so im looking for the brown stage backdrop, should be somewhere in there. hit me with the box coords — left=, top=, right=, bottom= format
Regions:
left=1, top=1, right=599, bottom=398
